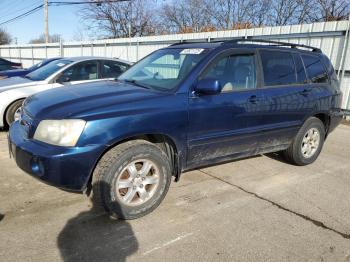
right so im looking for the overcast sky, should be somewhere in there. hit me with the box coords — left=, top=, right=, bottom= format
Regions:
left=0, top=0, right=85, bottom=44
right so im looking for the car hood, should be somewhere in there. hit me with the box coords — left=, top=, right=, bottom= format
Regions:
left=24, top=80, right=170, bottom=120
left=0, top=76, right=36, bottom=91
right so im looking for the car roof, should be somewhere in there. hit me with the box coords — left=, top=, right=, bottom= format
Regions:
left=61, top=56, right=132, bottom=64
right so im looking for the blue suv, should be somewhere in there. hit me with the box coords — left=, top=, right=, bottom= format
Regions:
left=9, top=39, right=343, bottom=219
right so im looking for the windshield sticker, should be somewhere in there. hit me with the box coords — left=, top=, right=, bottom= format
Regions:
left=57, top=63, right=66, bottom=67
left=180, top=48, right=204, bottom=55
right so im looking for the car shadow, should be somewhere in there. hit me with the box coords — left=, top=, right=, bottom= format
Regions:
left=57, top=182, right=139, bottom=262
left=264, top=152, right=289, bottom=164
left=0, top=213, right=4, bottom=222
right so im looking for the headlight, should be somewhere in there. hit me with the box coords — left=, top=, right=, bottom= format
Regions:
left=34, top=120, right=86, bottom=147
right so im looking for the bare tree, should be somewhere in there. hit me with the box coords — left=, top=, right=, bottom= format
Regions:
left=262, top=0, right=314, bottom=26
left=0, top=28, right=12, bottom=45
left=79, top=0, right=157, bottom=38
left=209, top=0, right=256, bottom=29
left=29, top=34, right=62, bottom=44
left=160, top=0, right=215, bottom=33
left=310, top=0, right=350, bottom=21
left=76, top=0, right=350, bottom=39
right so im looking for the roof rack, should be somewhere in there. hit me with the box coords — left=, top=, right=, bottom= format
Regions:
left=222, top=38, right=322, bottom=53
left=170, top=40, right=216, bottom=46
left=169, top=38, right=322, bottom=53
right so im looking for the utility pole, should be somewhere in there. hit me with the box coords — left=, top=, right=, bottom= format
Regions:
left=128, top=0, right=132, bottom=39
left=44, top=0, right=49, bottom=43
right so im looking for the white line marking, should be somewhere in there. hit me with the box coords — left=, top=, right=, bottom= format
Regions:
left=142, top=232, right=193, bottom=256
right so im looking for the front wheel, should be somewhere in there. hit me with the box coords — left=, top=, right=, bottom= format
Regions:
left=91, top=140, right=172, bottom=220
left=283, top=117, right=325, bottom=166
left=5, top=99, right=24, bottom=126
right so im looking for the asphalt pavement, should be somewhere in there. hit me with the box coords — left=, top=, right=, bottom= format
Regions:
left=1, top=125, right=350, bottom=262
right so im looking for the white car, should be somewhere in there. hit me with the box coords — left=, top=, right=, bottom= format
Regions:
left=0, top=56, right=131, bottom=128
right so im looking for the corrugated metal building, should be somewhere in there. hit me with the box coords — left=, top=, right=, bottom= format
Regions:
left=0, top=20, right=349, bottom=110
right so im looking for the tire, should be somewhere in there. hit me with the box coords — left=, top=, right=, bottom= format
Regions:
left=283, top=117, right=325, bottom=166
left=5, top=99, right=24, bottom=126
left=91, top=139, right=172, bottom=220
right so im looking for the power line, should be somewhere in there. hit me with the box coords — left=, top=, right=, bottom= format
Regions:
left=49, top=0, right=131, bottom=6
left=0, top=0, right=131, bottom=27
left=0, top=0, right=42, bottom=20
left=0, top=4, right=44, bottom=27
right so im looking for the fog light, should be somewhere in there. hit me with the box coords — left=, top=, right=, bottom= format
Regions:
left=30, top=158, right=44, bottom=177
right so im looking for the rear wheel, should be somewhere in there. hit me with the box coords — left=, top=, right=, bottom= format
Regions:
left=5, top=99, right=24, bottom=126
left=283, top=117, right=325, bottom=166
left=91, top=140, right=172, bottom=220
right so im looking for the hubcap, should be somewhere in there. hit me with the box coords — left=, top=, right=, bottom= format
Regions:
left=301, top=128, right=320, bottom=158
left=14, top=107, right=22, bottom=122
left=116, top=159, right=160, bottom=206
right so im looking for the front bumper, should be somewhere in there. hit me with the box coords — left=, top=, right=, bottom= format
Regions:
left=9, top=121, right=107, bottom=192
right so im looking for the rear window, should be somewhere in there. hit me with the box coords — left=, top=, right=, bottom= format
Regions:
left=302, top=55, right=328, bottom=83
left=292, top=53, right=307, bottom=84
left=260, top=50, right=296, bottom=86
left=102, top=60, right=130, bottom=78
left=321, top=55, right=339, bottom=88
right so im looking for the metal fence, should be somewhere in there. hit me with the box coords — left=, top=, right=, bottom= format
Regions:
left=0, top=20, right=350, bottom=110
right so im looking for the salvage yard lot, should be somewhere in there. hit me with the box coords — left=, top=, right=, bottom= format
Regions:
left=1, top=125, right=350, bottom=262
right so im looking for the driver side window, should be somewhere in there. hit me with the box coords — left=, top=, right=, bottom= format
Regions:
left=59, top=61, right=99, bottom=82
left=202, top=54, right=256, bottom=92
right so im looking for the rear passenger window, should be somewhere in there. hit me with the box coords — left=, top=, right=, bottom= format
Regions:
left=260, top=50, right=296, bottom=86
left=102, top=61, right=129, bottom=78
left=292, top=53, right=307, bottom=84
left=302, top=55, right=328, bottom=83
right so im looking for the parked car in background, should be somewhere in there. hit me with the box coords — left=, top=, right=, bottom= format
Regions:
left=0, top=58, right=22, bottom=72
left=0, top=56, right=131, bottom=127
left=8, top=40, right=343, bottom=220
left=0, top=58, right=61, bottom=79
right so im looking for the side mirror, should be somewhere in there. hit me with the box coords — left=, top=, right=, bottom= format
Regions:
left=195, top=78, right=222, bottom=95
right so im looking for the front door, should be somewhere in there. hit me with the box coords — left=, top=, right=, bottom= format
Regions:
left=55, top=60, right=101, bottom=86
left=187, top=50, right=264, bottom=168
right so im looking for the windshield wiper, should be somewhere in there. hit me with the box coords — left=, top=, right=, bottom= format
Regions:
left=121, top=79, right=151, bottom=89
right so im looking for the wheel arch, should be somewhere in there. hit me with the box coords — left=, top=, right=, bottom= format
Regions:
left=3, top=97, right=26, bottom=128
left=312, top=112, right=331, bottom=137
left=85, top=133, right=182, bottom=195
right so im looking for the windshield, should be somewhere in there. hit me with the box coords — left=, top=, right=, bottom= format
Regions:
left=26, top=59, right=72, bottom=81
left=28, top=59, right=52, bottom=71
left=118, top=48, right=210, bottom=91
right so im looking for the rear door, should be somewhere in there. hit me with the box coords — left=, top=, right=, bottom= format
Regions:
left=101, top=60, right=130, bottom=79
left=187, top=49, right=265, bottom=167
left=257, top=49, right=316, bottom=152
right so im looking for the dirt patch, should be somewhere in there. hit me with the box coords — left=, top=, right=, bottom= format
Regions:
left=341, top=119, right=350, bottom=126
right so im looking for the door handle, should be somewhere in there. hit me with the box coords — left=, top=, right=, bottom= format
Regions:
left=248, top=95, right=260, bottom=104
